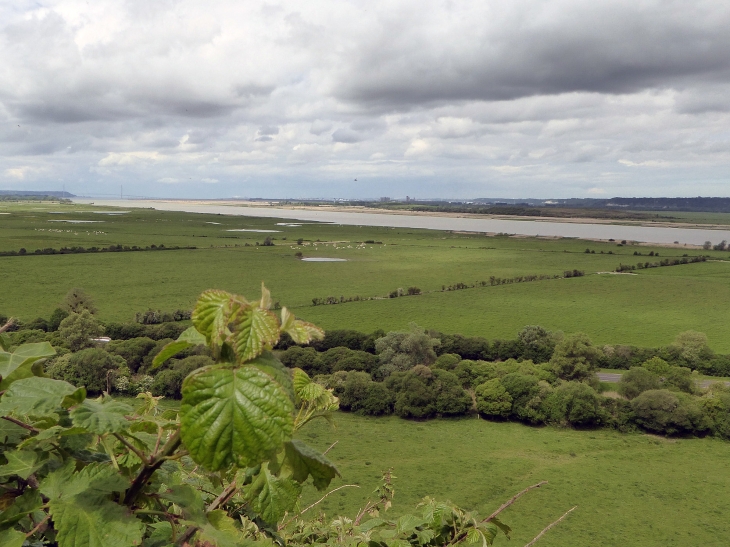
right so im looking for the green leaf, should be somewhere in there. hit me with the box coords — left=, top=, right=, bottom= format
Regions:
left=41, top=461, right=128, bottom=501
left=71, top=398, right=132, bottom=435
left=395, top=514, right=426, bottom=534
left=180, top=365, right=294, bottom=470
left=489, top=516, right=511, bottom=539
left=245, top=465, right=301, bottom=525
left=62, top=387, right=87, bottom=409
left=191, top=289, right=236, bottom=346
left=151, top=327, right=206, bottom=369
left=0, top=377, right=78, bottom=417
left=283, top=440, right=340, bottom=490
left=0, top=449, right=45, bottom=480
left=0, top=342, right=55, bottom=390
left=50, top=496, right=144, bottom=547
left=196, top=509, right=247, bottom=546
left=0, top=528, right=25, bottom=547
left=0, top=418, right=29, bottom=445
left=280, top=308, right=324, bottom=344
left=0, top=334, right=10, bottom=352
left=230, top=305, right=280, bottom=363
left=160, top=484, right=205, bottom=525
left=0, top=489, right=43, bottom=530
left=247, top=352, right=294, bottom=402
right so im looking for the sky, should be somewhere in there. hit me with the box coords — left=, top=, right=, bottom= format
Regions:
left=1, top=0, right=729, bottom=200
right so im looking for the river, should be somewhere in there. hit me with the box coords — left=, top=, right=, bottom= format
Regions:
left=74, top=199, right=730, bottom=246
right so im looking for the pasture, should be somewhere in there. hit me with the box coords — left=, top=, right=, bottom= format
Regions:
left=3, top=202, right=730, bottom=350
left=298, top=412, right=730, bottom=547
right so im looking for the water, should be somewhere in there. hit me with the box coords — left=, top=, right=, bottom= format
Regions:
left=300, top=257, right=348, bottom=262
left=74, top=199, right=730, bottom=246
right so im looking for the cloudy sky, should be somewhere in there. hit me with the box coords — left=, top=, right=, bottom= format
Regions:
left=2, top=0, right=729, bottom=199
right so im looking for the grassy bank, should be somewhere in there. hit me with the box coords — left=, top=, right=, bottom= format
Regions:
left=297, top=412, right=730, bottom=547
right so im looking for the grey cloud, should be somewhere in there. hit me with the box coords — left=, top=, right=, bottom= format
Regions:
left=332, top=128, right=364, bottom=143
left=259, top=125, right=280, bottom=135
left=310, top=120, right=332, bottom=135
left=336, top=2, right=730, bottom=107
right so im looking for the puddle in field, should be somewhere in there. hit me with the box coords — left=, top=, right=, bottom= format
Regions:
left=300, top=257, right=348, bottom=262
left=226, top=229, right=280, bottom=232
left=48, top=219, right=104, bottom=223
left=206, top=222, right=222, bottom=225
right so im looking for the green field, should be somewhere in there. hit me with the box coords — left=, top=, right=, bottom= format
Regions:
left=298, top=413, right=730, bottom=547
left=3, top=202, right=730, bottom=350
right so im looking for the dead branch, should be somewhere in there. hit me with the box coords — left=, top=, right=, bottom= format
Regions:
left=483, top=481, right=548, bottom=522
left=523, top=506, right=577, bottom=547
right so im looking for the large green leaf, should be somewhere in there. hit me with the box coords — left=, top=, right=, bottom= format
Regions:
left=245, top=465, right=301, bottom=525
left=150, top=327, right=207, bottom=370
left=70, top=399, right=132, bottom=435
left=0, top=342, right=55, bottom=390
left=180, top=365, right=294, bottom=470
left=0, top=377, right=77, bottom=417
left=0, top=528, right=25, bottom=547
left=159, top=484, right=205, bottom=525
left=248, top=352, right=294, bottom=402
left=283, top=440, right=339, bottom=490
left=231, top=305, right=280, bottom=362
left=40, top=461, right=128, bottom=501
left=50, top=496, right=144, bottom=547
left=196, top=509, right=248, bottom=546
left=0, top=449, right=45, bottom=480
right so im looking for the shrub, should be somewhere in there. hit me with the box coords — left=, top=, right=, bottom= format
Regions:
left=150, top=355, right=213, bottom=399
left=549, top=332, right=602, bottom=383
left=618, top=367, right=661, bottom=400
left=337, top=371, right=373, bottom=411
left=58, top=310, right=104, bottom=351
left=321, top=347, right=379, bottom=374
left=518, top=325, right=559, bottom=363
left=280, top=346, right=325, bottom=375
left=631, top=389, right=710, bottom=435
left=432, top=353, right=462, bottom=370
left=475, top=378, right=512, bottom=419
left=437, top=333, right=490, bottom=360
left=375, top=324, right=440, bottom=378
left=48, top=348, right=128, bottom=394
left=545, top=382, right=603, bottom=427
left=104, top=322, right=147, bottom=340
left=106, top=337, right=157, bottom=373
left=357, top=382, right=396, bottom=415
left=48, top=307, right=70, bottom=331
left=63, top=287, right=98, bottom=315
left=432, top=369, right=472, bottom=416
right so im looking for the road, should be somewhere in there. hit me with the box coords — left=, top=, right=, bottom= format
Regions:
left=597, top=371, right=729, bottom=389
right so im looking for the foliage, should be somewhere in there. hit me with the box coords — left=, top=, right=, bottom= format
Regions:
left=544, top=382, right=603, bottom=427
left=375, top=324, right=440, bottom=379
left=631, top=389, right=710, bottom=435
left=47, top=347, right=128, bottom=395
left=549, top=333, right=602, bottom=383
left=58, top=310, right=104, bottom=352
left=63, top=287, right=98, bottom=315
left=475, top=378, right=512, bottom=418
left=618, top=367, right=662, bottom=400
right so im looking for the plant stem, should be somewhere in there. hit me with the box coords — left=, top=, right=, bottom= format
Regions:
left=26, top=514, right=50, bottom=538
left=176, top=480, right=239, bottom=545
left=523, top=506, right=577, bottom=546
left=2, top=415, right=38, bottom=433
left=114, top=433, right=150, bottom=464
left=483, top=481, right=548, bottom=523
left=123, top=429, right=181, bottom=507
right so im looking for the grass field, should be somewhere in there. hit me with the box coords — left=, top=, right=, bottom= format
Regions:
left=297, top=413, right=730, bottom=547
left=3, top=202, right=730, bottom=350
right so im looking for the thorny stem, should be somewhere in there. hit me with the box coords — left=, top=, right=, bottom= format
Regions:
left=123, top=429, right=181, bottom=507
left=523, top=506, right=577, bottom=547
left=2, top=415, right=39, bottom=433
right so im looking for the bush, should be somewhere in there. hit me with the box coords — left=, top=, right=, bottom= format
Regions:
left=336, top=371, right=373, bottom=411
left=544, top=382, right=603, bottom=427
left=518, top=325, right=558, bottom=363
left=549, top=332, right=602, bottom=383
left=48, top=348, right=128, bottom=394
left=280, top=346, right=324, bottom=375
left=106, top=337, right=157, bottom=373
left=321, top=347, right=378, bottom=374
left=437, top=333, right=490, bottom=360
left=631, top=389, right=710, bottom=436
left=48, top=307, right=70, bottom=331
left=150, top=355, right=213, bottom=399
left=618, top=367, right=661, bottom=400
left=500, top=373, right=551, bottom=423
left=475, top=379, right=512, bottom=419
left=357, top=382, right=395, bottom=415
left=432, top=369, right=472, bottom=416
left=375, top=324, right=440, bottom=378
left=432, top=353, right=462, bottom=370
left=104, top=322, right=147, bottom=340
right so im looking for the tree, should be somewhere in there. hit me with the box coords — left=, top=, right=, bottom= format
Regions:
left=549, top=332, right=602, bottom=382
left=618, top=367, right=661, bottom=400
left=545, top=382, right=603, bottom=426
left=63, top=287, right=98, bottom=314
left=671, top=330, right=713, bottom=368
left=48, top=307, right=69, bottom=331
left=631, top=389, right=709, bottom=435
left=475, top=378, right=512, bottom=418
left=703, top=240, right=712, bottom=250
left=518, top=325, right=560, bottom=363
left=433, top=352, right=462, bottom=370
left=375, top=323, right=440, bottom=378
left=58, top=309, right=104, bottom=351
left=48, top=347, right=128, bottom=394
